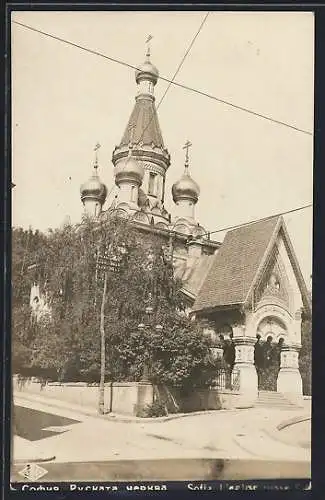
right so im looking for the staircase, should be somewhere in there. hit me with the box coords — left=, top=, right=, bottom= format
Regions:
left=255, top=390, right=302, bottom=410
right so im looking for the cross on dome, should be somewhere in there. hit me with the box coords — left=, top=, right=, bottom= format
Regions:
left=183, top=140, right=192, bottom=171
left=93, top=142, right=101, bottom=171
left=145, top=34, right=153, bottom=58
left=135, top=36, right=159, bottom=87
left=80, top=142, right=107, bottom=207
left=172, top=141, right=200, bottom=205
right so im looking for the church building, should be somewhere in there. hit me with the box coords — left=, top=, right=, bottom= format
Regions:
left=79, top=44, right=312, bottom=406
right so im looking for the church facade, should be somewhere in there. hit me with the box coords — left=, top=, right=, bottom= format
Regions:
left=79, top=46, right=311, bottom=404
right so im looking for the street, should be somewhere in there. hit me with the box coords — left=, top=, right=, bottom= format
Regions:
left=11, top=395, right=311, bottom=482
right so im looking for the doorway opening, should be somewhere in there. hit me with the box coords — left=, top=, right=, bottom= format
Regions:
left=254, top=335, right=284, bottom=391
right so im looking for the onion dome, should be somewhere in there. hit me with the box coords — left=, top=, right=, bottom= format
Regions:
left=114, top=145, right=144, bottom=186
left=135, top=45, right=159, bottom=85
left=172, top=141, right=200, bottom=204
left=80, top=170, right=107, bottom=205
left=172, top=171, right=200, bottom=204
left=80, top=148, right=107, bottom=205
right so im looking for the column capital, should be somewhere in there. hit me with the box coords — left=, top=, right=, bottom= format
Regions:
left=282, top=343, right=301, bottom=352
left=233, top=336, right=255, bottom=346
left=232, top=324, right=246, bottom=338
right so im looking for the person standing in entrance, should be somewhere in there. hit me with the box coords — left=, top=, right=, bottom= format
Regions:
left=271, top=337, right=284, bottom=391
left=262, top=336, right=274, bottom=391
left=223, top=333, right=235, bottom=389
left=254, top=334, right=264, bottom=389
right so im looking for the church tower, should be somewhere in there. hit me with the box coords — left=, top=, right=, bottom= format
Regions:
left=80, top=144, right=107, bottom=218
left=112, top=38, right=170, bottom=223
left=171, top=141, right=206, bottom=241
left=172, top=140, right=200, bottom=221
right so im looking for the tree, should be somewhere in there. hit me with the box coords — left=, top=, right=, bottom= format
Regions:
left=299, top=318, right=312, bottom=396
left=12, top=217, right=215, bottom=396
left=99, top=271, right=108, bottom=414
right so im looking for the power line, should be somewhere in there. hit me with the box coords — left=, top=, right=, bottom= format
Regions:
left=141, top=12, right=210, bottom=141
left=12, top=20, right=313, bottom=136
left=105, top=12, right=210, bottom=202
left=196, top=203, right=312, bottom=240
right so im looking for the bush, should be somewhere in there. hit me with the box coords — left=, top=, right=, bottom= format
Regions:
left=142, top=400, right=168, bottom=418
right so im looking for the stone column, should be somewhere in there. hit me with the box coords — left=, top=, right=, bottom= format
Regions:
left=277, top=345, right=303, bottom=398
left=294, top=309, right=303, bottom=344
left=233, top=337, right=258, bottom=407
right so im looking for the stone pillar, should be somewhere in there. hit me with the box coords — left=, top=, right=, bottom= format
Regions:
left=294, top=309, right=303, bottom=344
left=277, top=345, right=303, bottom=398
left=233, top=337, right=258, bottom=407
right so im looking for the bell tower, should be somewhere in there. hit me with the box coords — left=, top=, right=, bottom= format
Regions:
left=112, top=38, right=170, bottom=223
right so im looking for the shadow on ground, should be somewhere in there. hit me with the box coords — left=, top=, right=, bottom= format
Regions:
left=13, top=406, right=80, bottom=441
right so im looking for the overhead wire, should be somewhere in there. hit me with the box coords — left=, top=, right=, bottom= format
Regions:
left=103, top=11, right=210, bottom=202
left=12, top=19, right=313, bottom=136
left=138, top=11, right=210, bottom=143
left=195, top=202, right=312, bottom=241
left=12, top=19, right=313, bottom=247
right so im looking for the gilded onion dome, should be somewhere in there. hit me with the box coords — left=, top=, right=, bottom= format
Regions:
left=135, top=49, right=159, bottom=85
left=172, top=171, right=200, bottom=204
left=114, top=144, right=144, bottom=186
left=172, top=142, right=200, bottom=204
left=80, top=164, right=107, bottom=205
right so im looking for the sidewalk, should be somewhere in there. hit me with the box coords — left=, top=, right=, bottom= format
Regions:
left=13, top=392, right=311, bottom=466
left=14, top=391, right=242, bottom=423
left=13, top=436, right=56, bottom=464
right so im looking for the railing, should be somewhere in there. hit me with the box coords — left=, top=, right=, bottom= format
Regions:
left=213, top=368, right=240, bottom=392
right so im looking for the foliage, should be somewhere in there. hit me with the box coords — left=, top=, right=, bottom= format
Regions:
left=299, top=318, right=312, bottom=396
left=12, top=217, right=214, bottom=391
left=141, top=400, right=168, bottom=418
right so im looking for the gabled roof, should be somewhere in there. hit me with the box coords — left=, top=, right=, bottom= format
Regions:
left=192, top=216, right=311, bottom=316
left=120, top=97, right=164, bottom=148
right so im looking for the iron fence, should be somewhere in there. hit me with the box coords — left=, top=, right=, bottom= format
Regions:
left=213, top=368, right=240, bottom=392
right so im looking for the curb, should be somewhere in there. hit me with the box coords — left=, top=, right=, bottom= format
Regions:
left=262, top=414, right=311, bottom=450
left=14, top=455, right=56, bottom=465
left=277, top=414, right=311, bottom=431
left=14, top=393, right=248, bottom=423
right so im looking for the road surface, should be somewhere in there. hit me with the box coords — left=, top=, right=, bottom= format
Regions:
left=11, top=395, right=311, bottom=482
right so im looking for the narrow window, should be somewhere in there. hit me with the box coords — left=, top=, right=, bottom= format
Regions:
left=148, top=172, right=156, bottom=195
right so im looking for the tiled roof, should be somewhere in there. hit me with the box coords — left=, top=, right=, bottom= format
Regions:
left=120, top=97, right=164, bottom=148
left=181, top=254, right=215, bottom=298
left=192, top=216, right=280, bottom=312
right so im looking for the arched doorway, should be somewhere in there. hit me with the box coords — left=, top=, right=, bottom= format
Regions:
left=254, top=317, right=287, bottom=391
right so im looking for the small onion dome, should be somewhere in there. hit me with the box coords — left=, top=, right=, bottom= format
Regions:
left=172, top=169, right=200, bottom=204
left=80, top=171, right=107, bottom=205
left=114, top=154, right=144, bottom=186
left=135, top=56, right=159, bottom=85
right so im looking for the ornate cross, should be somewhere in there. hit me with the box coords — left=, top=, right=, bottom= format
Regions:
left=94, top=142, right=101, bottom=170
left=145, top=34, right=153, bottom=57
left=183, top=140, right=192, bottom=167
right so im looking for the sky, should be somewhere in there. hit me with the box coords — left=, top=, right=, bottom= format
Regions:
left=11, top=11, right=313, bottom=285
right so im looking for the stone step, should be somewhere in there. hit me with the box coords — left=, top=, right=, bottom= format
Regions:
left=257, top=396, right=292, bottom=402
left=254, top=403, right=297, bottom=409
left=255, top=391, right=301, bottom=409
left=255, top=399, right=296, bottom=405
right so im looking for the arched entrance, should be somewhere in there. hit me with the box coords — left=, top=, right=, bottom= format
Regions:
left=254, top=317, right=287, bottom=391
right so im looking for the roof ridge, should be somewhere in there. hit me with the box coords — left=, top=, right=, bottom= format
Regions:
left=226, top=214, right=281, bottom=235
